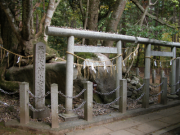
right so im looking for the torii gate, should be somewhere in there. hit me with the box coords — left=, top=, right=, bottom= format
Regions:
left=46, top=27, right=180, bottom=116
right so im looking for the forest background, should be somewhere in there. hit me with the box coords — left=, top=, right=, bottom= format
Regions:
left=0, top=0, right=180, bottom=91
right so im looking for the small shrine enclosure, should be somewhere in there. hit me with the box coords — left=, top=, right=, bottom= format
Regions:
left=2, top=26, right=180, bottom=129
left=46, top=26, right=180, bottom=111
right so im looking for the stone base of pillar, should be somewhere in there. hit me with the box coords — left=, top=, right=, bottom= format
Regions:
left=59, top=113, right=78, bottom=121
left=31, top=107, right=50, bottom=119
left=167, top=95, right=178, bottom=99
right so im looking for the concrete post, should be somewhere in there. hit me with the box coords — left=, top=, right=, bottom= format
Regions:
left=152, top=69, right=156, bottom=84
left=179, top=76, right=180, bottom=100
left=116, top=40, right=122, bottom=103
left=161, top=70, right=165, bottom=78
left=160, top=77, right=167, bottom=105
left=65, top=36, right=74, bottom=114
left=136, top=68, right=139, bottom=76
left=119, top=79, right=127, bottom=113
left=84, top=81, right=93, bottom=121
left=169, top=71, right=172, bottom=86
left=176, top=57, right=180, bottom=86
left=171, top=47, right=176, bottom=93
left=144, top=44, right=151, bottom=79
left=20, top=82, right=29, bottom=124
left=51, top=83, right=59, bottom=128
left=142, top=78, right=150, bottom=108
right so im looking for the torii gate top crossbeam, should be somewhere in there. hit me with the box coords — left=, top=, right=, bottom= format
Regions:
left=46, top=26, right=180, bottom=47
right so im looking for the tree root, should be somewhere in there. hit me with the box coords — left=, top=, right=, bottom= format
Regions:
left=0, top=60, right=20, bottom=92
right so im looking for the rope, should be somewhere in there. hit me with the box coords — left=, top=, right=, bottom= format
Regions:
left=66, top=51, right=122, bottom=63
left=0, top=46, right=33, bottom=58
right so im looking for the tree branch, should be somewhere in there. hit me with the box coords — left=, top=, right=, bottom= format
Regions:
left=82, top=0, right=89, bottom=44
left=150, top=0, right=159, bottom=6
left=0, top=1, right=22, bottom=41
left=55, top=0, right=61, bottom=9
left=79, top=0, right=85, bottom=17
left=131, top=0, right=178, bottom=29
left=35, top=14, right=46, bottom=38
left=44, top=0, right=61, bottom=42
left=22, top=0, right=33, bottom=41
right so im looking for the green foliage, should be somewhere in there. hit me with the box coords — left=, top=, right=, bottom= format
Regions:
left=123, top=23, right=178, bottom=41
left=48, top=0, right=82, bottom=53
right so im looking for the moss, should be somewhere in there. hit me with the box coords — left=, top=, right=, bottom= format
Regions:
left=32, top=37, right=60, bottom=58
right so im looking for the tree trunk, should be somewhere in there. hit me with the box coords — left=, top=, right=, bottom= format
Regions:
left=87, top=0, right=100, bottom=45
left=44, top=0, right=61, bottom=42
left=0, top=8, right=19, bottom=92
left=82, top=0, right=89, bottom=45
left=102, top=0, right=127, bottom=47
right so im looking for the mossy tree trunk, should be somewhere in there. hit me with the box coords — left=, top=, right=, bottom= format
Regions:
left=0, top=0, right=61, bottom=92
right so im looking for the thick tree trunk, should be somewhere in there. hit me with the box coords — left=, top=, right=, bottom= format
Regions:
left=82, top=0, right=89, bottom=45
left=102, top=0, right=127, bottom=47
left=0, top=8, right=20, bottom=92
left=87, top=0, right=100, bottom=45
left=22, top=0, right=33, bottom=41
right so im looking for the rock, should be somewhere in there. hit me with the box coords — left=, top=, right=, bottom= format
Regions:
left=130, top=80, right=139, bottom=86
left=132, top=90, right=138, bottom=94
left=131, top=94, right=136, bottom=99
left=128, top=85, right=137, bottom=91
left=130, top=76, right=140, bottom=86
left=5, top=62, right=78, bottom=104
left=84, top=53, right=116, bottom=103
left=127, top=78, right=131, bottom=83
left=127, top=91, right=132, bottom=97
left=133, top=76, right=140, bottom=82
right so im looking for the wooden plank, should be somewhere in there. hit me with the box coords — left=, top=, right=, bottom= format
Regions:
left=151, top=51, right=173, bottom=57
left=74, top=46, right=117, bottom=54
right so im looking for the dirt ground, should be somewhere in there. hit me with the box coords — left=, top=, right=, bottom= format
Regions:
left=0, top=122, right=48, bottom=135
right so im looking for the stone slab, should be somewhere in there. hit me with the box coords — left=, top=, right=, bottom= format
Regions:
left=171, top=106, right=180, bottom=110
left=167, top=95, right=178, bottom=99
left=66, top=126, right=112, bottom=135
left=125, top=128, right=145, bottom=135
left=151, top=123, right=180, bottom=135
left=153, top=107, right=180, bottom=117
left=59, top=113, right=78, bottom=121
left=131, top=112, right=163, bottom=123
left=133, top=121, right=169, bottom=133
left=108, top=130, right=135, bottom=135
left=104, top=119, right=141, bottom=131
left=158, top=114, right=180, bottom=124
